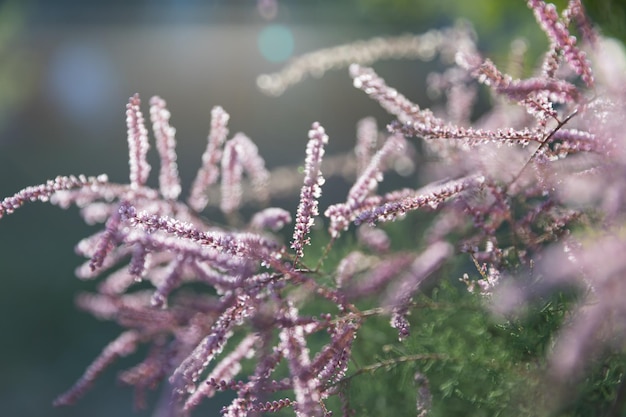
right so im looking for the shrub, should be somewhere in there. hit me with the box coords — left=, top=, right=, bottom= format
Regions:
left=2, top=1, right=626, bottom=416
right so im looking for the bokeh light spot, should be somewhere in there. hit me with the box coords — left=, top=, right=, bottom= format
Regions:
left=45, top=41, right=121, bottom=131
left=258, top=24, right=294, bottom=63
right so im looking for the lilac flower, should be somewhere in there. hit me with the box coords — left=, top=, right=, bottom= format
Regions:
left=291, top=122, right=328, bottom=259
left=347, top=253, right=415, bottom=299
left=170, top=293, right=255, bottom=395
left=89, top=202, right=125, bottom=271
left=231, top=133, right=270, bottom=204
left=250, top=207, right=292, bottom=231
left=354, top=175, right=486, bottom=226
left=350, top=64, right=439, bottom=126
left=383, top=241, right=453, bottom=339
left=334, top=251, right=371, bottom=289
left=150, top=258, right=185, bottom=308
left=0, top=174, right=107, bottom=218
left=414, top=372, right=432, bottom=417
left=118, top=202, right=281, bottom=262
left=0, top=2, right=623, bottom=415
left=311, top=320, right=358, bottom=389
left=126, top=94, right=151, bottom=189
left=183, top=334, right=258, bottom=412
left=128, top=240, right=151, bottom=278
left=150, top=96, right=182, bottom=200
left=220, top=137, right=244, bottom=215
left=356, top=225, right=390, bottom=252
left=527, top=0, right=594, bottom=86
left=325, top=133, right=406, bottom=237
left=256, top=26, right=472, bottom=96
left=562, top=0, right=597, bottom=45
left=188, top=106, right=230, bottom=212
left=220, top=133, right=270, bottom=215
left=279, top=303, right=322, bottom=417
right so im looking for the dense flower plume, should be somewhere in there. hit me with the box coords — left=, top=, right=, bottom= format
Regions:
left=2, top=0, right=626, bottom=415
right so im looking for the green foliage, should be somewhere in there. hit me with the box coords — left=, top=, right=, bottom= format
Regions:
left=584, top=0, right=626, bottom=42
left=321, top=270, right=625, bottom=416
left=340, top=281, right=524, bottom=417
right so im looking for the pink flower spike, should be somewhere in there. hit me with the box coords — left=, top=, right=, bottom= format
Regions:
left=527, top=0, right=594, bottom=86
left=183, top=334, right=258, bottom=412
left=291, top=122, right=328, bottom=259
left=126, top=94, right=151, bottom=189
left=279, top=303, right=322, bottom=417
left=350, top=64, right=439, bottom=126
left=188, top=106, right=230, bottom=212
left=0, top=175, right=108, bottom=219
left=149, top=96, right=181, bottom=200
left=170, top=294, right=253, bottom=395
left=325, top=134, right=405, bottom=237
left=220, top=138, right=244, bottom=215
left=250, top=207, right=292, bottom=231
left=89, top=202, right=125, bottom=272
left=231, top=133, right=270, bottom=205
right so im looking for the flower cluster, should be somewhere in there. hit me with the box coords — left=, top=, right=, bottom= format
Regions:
left=2, top=1, right=626, bottom=415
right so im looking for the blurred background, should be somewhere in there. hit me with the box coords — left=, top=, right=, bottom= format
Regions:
left=0, top=1, right=622, bottom=416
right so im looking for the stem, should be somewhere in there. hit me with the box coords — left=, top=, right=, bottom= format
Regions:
left=336, top=353, right=450, bottom=385
left=506, top=109, right=578, bottom=193
left=315, top=236, right=337, bottom=272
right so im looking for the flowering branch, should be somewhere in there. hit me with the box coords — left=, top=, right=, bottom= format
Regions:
left=1, top=2, right=623, bottom=416
left=291, top=122, right=328, bottom=260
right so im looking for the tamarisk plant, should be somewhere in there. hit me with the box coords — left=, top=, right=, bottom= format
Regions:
left=2, top=0, right=626, bottom=415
